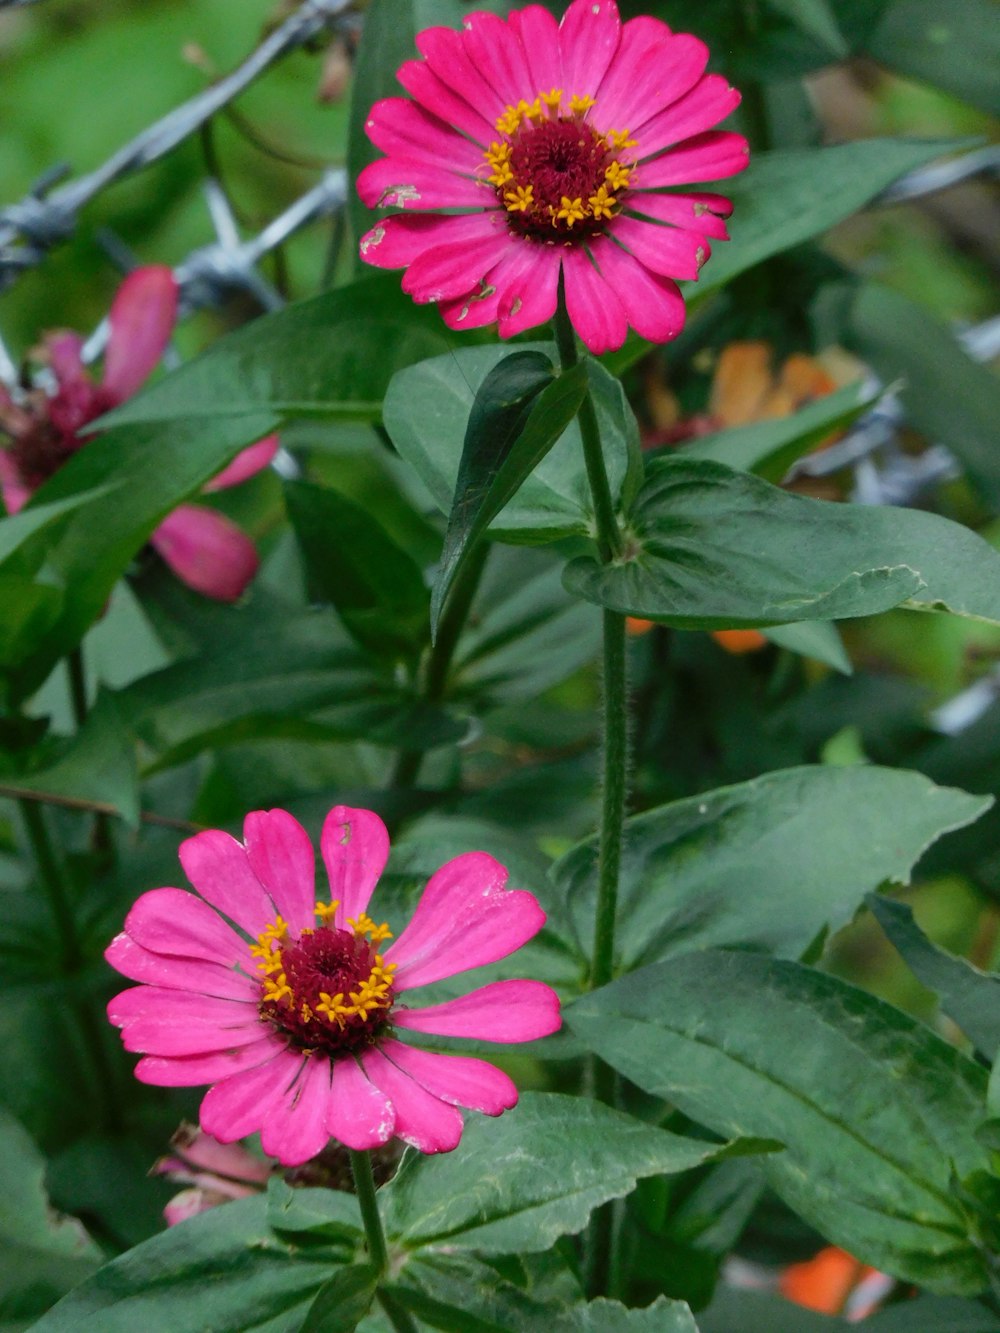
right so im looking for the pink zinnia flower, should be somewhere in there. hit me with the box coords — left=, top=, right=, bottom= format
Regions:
left=358, top=0, right=748, bottom=353
left=106, top=805, right=561, bottom=1167
left=0, top=266, right=277, bottom=601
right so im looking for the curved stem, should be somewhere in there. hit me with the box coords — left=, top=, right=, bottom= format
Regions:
left=349, top=1149, right=418, bottom=1333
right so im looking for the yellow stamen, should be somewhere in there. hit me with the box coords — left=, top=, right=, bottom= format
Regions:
left=523, top=96, right=544, bottom=123
left=604, top=161, right=632, bottom=191
left=263, top=972, right=292, bottom=1005
left=504, top=184, right=535, bottom=213
left=488, top=163, right=514, bottom=187
left=314, top=899, right=339, bottom=924
left=495, top=105, right=522, bottom=136
left=569, top=94, right=596, bottom=116
left=348, top=913, right=394, bottom=945
left=540, top=87, right=563, bottom=110
left=557, top=196, right=586, bottom=228
left=606, top=128, right=637, bottom=152
left=588, top=185, right=617, bottom=220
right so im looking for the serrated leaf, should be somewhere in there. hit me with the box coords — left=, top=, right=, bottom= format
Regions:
left=869, top=894, right=1000, bottom=1060
left=568, top=953, right=992, bottom=1294
left=565, top=457, right=1000, bottom=628
left=381, top=1091, right=768, bottom=1255
left=551, top=765, right=988, bottom=968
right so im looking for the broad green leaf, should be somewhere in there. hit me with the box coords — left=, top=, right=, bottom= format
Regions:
left=0, top=485, right=116, bottom=567
left=568, top=953, right=992, bottom=1294
left=384, top=344, right=637, bottom=542
left=0, top=577, right=62, bottom=676
left=869, top=894, right=1000, bottom=1060
left=763, top=620, right=852, bottom=673
left=701, top=1290, right=1000, bottom=1331
left=865, top=0, right=1000, bottom=116
left=5, top=691, right=139, bottom=827
left=849, top=283, right=1000, bottom=509
left=564, top=457, right=1000, bottom=628
left=551, top=765, right=988, bottom=968
left=762, top=0, right=847, bottom=53
left=99, top=276, right=462, bottom=431
left=432, top=353, right=587, bottom=635
left=300, top=1263, right=379, bottom=1333
left=381, top=1091, right=769, bottom=1254
left=266, top=1181, right=362, bottom=1243
left=678, top=378, right=882, bottom=483
left=284, top=479, right=430, bottom=660
left=0, top=1109, right=100, bottom=1330
left=29, top=1194, right=350, bottom=1331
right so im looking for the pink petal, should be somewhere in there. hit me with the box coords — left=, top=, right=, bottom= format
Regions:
left=416, top=26, right=506, bottom=124
left=438, top=283, right=504, bottom=332
left=150, top=504, right=259, bottom=603
left=588, top=238, right=686, bottom=344
left=636, top=131, right=750, bottom=189
left=397, top=59, right=494, bottom=145
left=326, top=1056, right=396, bottom=1151
left=561, top=245, right=630, bottom=354
left=395, top=979, right=562, bottom=1043
left=109, top=987, right=263, bottom=1056
left=610, top=215, right=710, bottom=280
left=204, top=435, right=279, bottom=492
left=604, top=31, right=709, bottom=134
left=45, top=332, right=87, bottom=388
left=102, top=266, right=178, bottom=401
left=260, top=1053, right=333, bottom=1167
left=243, top=809, right=316, bottom=933
left=365, top=96, right=484, bottom=172
left=361, top=212, right=504, bottom=271
left=496, top=243, right=561, bottom=340
left=637, top=75, right=742, bottom=159
left=121, top=887, right=246, bottom=964
left=403, top=229, right=513, bottom=304
left=508, top=5, right=563, bottom=93
left=386, top=851, right=545, bottom=990
left=357, top=156, right=491, bottom=213
left=361, top=1048, right=464, bottom=1154
left=135, top=1036, right=288, bottom=1088
left=105, top=934, right=257, bottom=1000
left=321, top=806, right=390, bottom=931
left=0, top=450, right=30, bottom=515
left=459, top=11, right=535, bottom=107
left=168, top=1126, right=272, bottom=1182
left=381, top=1038, right=517, bottom=1116
left=200, top=1049, right=302, bottom=1143
left=164, top=1189, right=223, bottom=1225
left=559, top=0, right=622, bottom=99
left=178, top=829, right=275, bottom=937
left=625, top=190, right=732, bottom=240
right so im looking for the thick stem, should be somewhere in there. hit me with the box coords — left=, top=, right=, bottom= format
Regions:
left=590, top=609, right=628, bottom=990
left=349, top=1150, right=418, bottom=1333
left=19, top=799, right=81, bottom=972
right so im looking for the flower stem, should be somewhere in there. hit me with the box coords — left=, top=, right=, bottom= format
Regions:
left=67, top=646, right=88, bottom=728
left=19, top=798, right=81, bottom=973
left=349, top=1149, right=419, bottom=1333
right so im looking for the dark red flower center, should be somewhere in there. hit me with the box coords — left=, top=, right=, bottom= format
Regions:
left=1, top=379, right=111, bottom=492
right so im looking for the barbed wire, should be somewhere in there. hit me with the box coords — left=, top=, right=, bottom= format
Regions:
left=0, top=0, right=356, bottom=292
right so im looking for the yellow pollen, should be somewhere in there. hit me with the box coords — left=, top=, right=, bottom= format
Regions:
left=495, top=105, right=522, bottom=135
left=348, top=913, right=393, bottom=945
left=314, top=899, right=340, bottom=924
left=504, top=184, right=534, bottom=213
left=557, top=196, right=586, bottom=228
left=604, top=161, right=632, bottom=190
left=569, top=94, right=596, bottom=116
left=588, top=185, right=617, bottom=220
left=263, top=972, right=292, bottom=1004
left=488, top=162, right=514, bottom=187
left=523, top=97, right=544, bottom=123
left=606, top=128, right=637, bottom=152
left=541, top=87, right=563, bottom=109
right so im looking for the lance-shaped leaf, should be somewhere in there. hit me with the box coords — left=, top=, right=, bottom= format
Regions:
left=565, top=457, right=1000, bottom=628
left=869, top=894, right=1000, bottom=1061
left=285, top=479, right=430, bottom=660
left=299, top=1263, right=380, bottom=1333
left=431, top=352, right=587, bottom=637
left=551, top=765, right=989, bottom=969
left=568, top=953, right=992, bottom=1294
left=384, top=344, right=638, bottom=543
left=762, top=0, right=847, bottom=52
left=763, top=620, right=851, bottom=673
left=381, top=1091, right=772, bottom=1255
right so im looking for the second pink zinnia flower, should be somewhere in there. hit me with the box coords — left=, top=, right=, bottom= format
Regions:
left=358, top=0, right=748, bottom=353
left=106, top=805, right=561, bottom=1167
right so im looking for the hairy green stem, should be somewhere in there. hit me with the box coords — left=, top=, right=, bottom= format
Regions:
left=349, top=1150, right=418, bottom=1333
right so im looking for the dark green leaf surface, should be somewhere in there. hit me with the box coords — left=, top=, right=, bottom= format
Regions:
left=384, top=344, right=637, bottom=542
left=30, top=1194, right=349, bottom=1331
left=701, top=1290, right=1000, bottom=1331
left=381, top=1092, right=765, bottom=1255
left=763, top=620, right=852, bottom=672
left=299, top=1263, right=379, bottom=1333
left=568, top=953, right=991, bottom=1293
left=552, top=764, right=987, bottom=969
left=565, top=457, right=1000, bottom=628
left=850, top=284, right=1000, bottom=509
left=869, top=894, right=1000, bottom=1059
left=432, top=353, right=586, bottom=634
left=865, top=0, right=1000, bottom=116
left=762, top=0, right=847, bottom=53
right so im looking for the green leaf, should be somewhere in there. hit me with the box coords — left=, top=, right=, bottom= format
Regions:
left=763, top=620, right=852, bottom=673
left=0, top=1109, right=100, bottom=1329
left=432, top=352, right=588, bottom=636
left=0, top=485, right=117, bottom=568
left=849, top=283, right=1000, bottom=509
left=29, top=1193, right=351, bottom=1331
left=568, top=953, right=992, bottom=1294
left=762, top=0, right=847, bottom=53
left=564, top=457, right=1000, bottom=628
left=284, top=479, right=430, bottom=660
left=701, top=1290, right=1000, bottom=1331
left=299, top=1263, right=379, bottom=1333
left=865, top=0, right=1000, bottom=116
left=384, top=344, right=637, bottom=542
left=381, top=1091, right=769, bottom=1255
left=678, top=379, right=882, bottom=483
left=869, top=894, right=1000, bottom=1060
left=265, top=1181, right=362, bottom=1243
left=551, top=764, right=988, bottom=969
